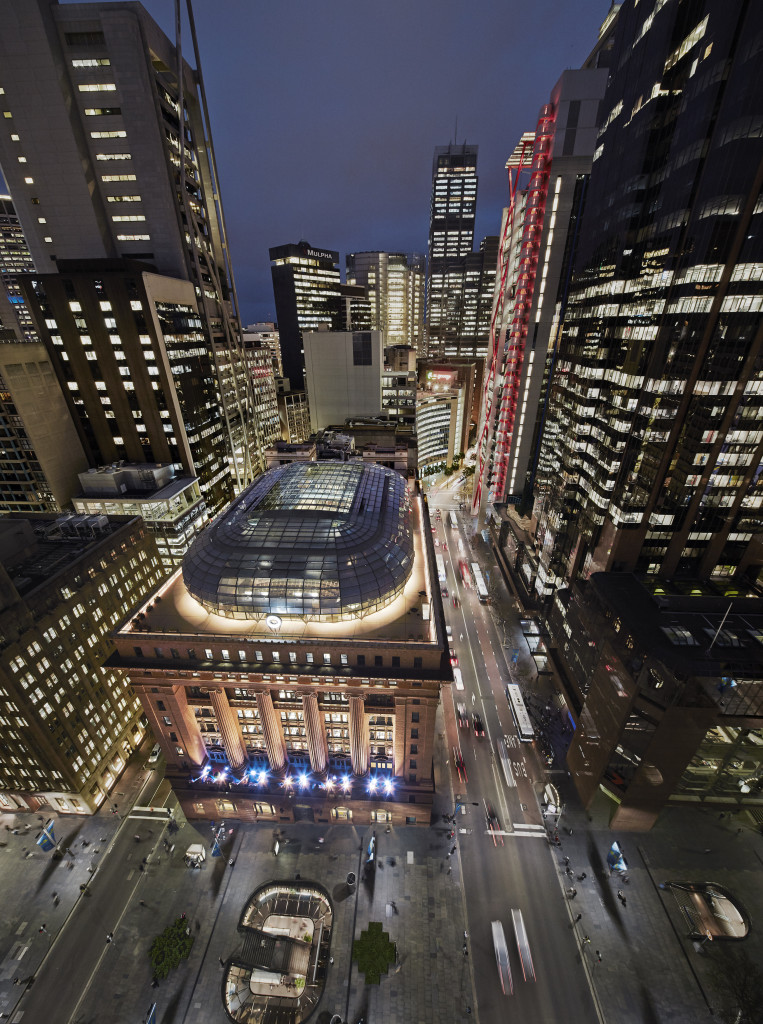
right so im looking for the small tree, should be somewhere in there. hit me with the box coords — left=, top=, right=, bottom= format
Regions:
left=149, top=917, right=194, bottom=980
left=352, top=921, right=396, bottom=985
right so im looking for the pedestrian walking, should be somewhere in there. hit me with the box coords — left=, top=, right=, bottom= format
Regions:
left=617, top=889, right=624, bottom=901
left=447, top=865, right=452, bottom=875
left=622, top=897, right=627, bottom=907
left=139, top=864, right=145, bottom=872
left=450, top=844, right=456, bottom=855
left=583, top=935, right=591, bottom=944
left=151, top=977, right=159, bottom=988
left=219, top=957, right=225, bottom=967
left=574, top=914, right=582, bottom=922
left=106, top=932, right=113, bottom=944
left=563, top=856, right=570, bottom=866
left=577, top=872, right=587, bottom=881
left=565, top=867, right=573, bottom=876
left=596, top=950, right=602, bottom=962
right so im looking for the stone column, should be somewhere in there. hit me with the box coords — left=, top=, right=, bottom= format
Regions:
left=302, top=693, right=328, bottom=774
left=393, top=698, right=407, bottom=778
left=349, top=695, right=369, bottom=776
left=209, top=688, right=248, bottom=772
left=256, top=691, right=288, bottom=772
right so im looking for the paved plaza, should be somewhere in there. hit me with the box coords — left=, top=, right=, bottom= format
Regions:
left=0, top=735, right=762, bottom=1024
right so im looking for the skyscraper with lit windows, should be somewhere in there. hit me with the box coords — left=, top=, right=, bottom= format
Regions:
left=269, top=241, right=343, bottom=389
left=346, top=251, right=425, bottom=350
left=426, top=143, right=478, bottom=357
left=0, top=0, right=259, bottom=510
left=533, top=0, right=763, bottom=596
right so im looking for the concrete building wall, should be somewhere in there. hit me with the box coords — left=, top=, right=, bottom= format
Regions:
left=304, top=330, right=383, bottom=432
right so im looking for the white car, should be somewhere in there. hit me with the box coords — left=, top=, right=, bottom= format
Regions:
left=148, top=743, right=161, bottom=764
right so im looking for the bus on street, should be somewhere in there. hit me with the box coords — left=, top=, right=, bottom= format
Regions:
left=448, top=511, right=458, bottom=530
left=506, top=683, right=534, bottom=742
left=471, top=562, right=488, bottom=603
left=436, top=553, right=446, bottom=583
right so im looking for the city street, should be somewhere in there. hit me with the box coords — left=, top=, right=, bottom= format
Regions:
left=430, top=496, right=599, bottom=1023
left=0, top=494, right=760, bottom=1024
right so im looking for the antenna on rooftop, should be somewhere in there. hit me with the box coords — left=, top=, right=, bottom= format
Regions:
left=454, top=115, right=458, bottom=145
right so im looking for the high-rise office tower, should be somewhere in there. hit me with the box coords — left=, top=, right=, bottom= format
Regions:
left=0, top=332, right=89, bottom=512
left=458, top=235, right=499, bottom=359
left=0, top=512, right=162, bottom=814
left=533, top=0, right=763, bottom=596
left=346, top=251, right=425, bottom=349
left=269, top=242, right=342, bottom=388
left=0, top=194, right=37, bottom=341
left=473, top=61, right=610, bottom=521
left=244, top=322, right=283, bottom=378
left=425, top=143, right=478, bottom=357
left=406, top=253, right=426, bottom=357
left=0, top=0, right=258, bottom=512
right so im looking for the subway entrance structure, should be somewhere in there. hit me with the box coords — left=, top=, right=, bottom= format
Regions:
left=112, top=461, right=450, bottom=825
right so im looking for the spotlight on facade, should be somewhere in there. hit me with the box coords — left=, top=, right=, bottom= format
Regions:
left=298, top=773, right=309, bottom=789
left=215, top=772, right=226, bottom=783
left=325, top=779, right=335, bottom=791
left=257, top=770, right=268, bottom=786
left=383, top=778, right=394, bottom=795
left=283, top=775, right=294, bottom=788
left=341, top=775, right=351, bottom=793
left=368, top=777, right=378, bottom=793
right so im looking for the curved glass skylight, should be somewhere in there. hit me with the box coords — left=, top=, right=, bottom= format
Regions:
left=182, top=461, right=413, bottom=621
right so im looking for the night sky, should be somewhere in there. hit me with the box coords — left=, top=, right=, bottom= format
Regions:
left=73, top=0, right=613, bottom=323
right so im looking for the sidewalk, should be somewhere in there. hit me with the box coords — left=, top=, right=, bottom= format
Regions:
left=0, top=744, right=156, bottom=1021
left=470, top=536, right=763, bottom=1023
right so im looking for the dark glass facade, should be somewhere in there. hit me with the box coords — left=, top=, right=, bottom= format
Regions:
left=535, top=0, right=763, bottom=594
left=269, top=242, right=342, bottom=388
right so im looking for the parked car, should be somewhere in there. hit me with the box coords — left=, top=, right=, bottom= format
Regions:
left=148, top=743, right=161, bottom=764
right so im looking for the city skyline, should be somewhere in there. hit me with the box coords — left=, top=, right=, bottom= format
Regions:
left=40, top=0, right=616, bottom=324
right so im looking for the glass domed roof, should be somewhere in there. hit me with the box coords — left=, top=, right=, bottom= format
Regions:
left=182, top=461, right=413, bottom=621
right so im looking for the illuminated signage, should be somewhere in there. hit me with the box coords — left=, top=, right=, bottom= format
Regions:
left=304, top=248, right=336, bottom=261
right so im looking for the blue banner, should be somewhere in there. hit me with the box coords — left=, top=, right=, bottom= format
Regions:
left=146, top=1002, right=157, bottom=1024
left=606, top=841, right=627, bottom=871
left=36, top=819, right=56, bottom=851
left=211, top=839, right=222, bottom=858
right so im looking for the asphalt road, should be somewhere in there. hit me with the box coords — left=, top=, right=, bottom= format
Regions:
left=15, top=772, right=170, bottom=1024
left=432, top=501, right=599, bottom=1024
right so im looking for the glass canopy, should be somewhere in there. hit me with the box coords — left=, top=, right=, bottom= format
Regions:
left=182, top=461, right=413, bottom=621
